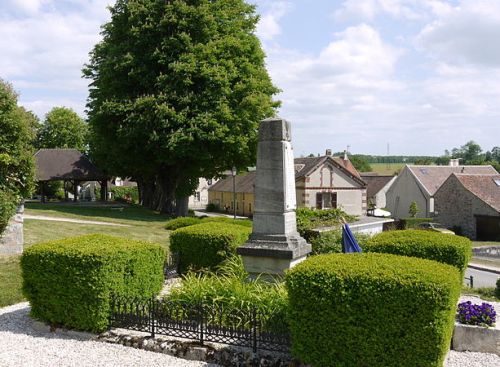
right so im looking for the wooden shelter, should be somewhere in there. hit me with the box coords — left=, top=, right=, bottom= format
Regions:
left=34, top=149, right=109, bottom=203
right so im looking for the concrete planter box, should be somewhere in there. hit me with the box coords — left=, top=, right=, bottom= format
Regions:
left=0, top=202, right=24, bottom=255
left=453, top=322, right=500, bottom=356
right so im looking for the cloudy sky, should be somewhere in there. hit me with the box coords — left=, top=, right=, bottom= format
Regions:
left=1, top=0, right=499, bottom=156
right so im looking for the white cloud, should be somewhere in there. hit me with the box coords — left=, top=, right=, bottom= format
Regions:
left=256, top=1, right=291, bottom=41
left=417, top=0, right=500, bottom=67
left=334, top=0, right=452, bottom=22
left=0, top=1, right=112, bottom=118
left=6, top=0, right=51, bottom=15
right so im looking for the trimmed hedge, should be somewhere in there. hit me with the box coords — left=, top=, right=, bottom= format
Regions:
left=286, top=253, right=461, bottom=367
left=165, top=216, right=201, bottom=230
left=364, top=230, right=472, bottom=275
left=21, top=234, right=165, bottom=332
left=310, top=229, right=371, bottom=255
left=170, top=223, right=251, bottom=273
left=165, top=216, right=253, bottom=231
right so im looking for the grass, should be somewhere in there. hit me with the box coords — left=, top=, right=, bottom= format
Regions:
left=369, top=162, right=405, bottom=175
left=0, top=256, right=24, bottom=307
left=24, top=202, right=171, bottom=249
left=0, top=202, right=172, bottom=308
left=462, top=286, right=499, bottom=302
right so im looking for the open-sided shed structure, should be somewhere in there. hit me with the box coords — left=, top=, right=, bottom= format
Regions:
left=34, top=149, right=109, bottom=202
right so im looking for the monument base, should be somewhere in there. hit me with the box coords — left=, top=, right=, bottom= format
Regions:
left=237, top=233, right=311, bottom=280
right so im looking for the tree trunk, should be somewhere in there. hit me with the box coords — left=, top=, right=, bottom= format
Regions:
left=175, top=196, right=189, bottom=217
left=156, top=173, right=177, bottom=215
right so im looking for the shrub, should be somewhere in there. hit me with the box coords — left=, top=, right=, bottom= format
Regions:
left=206, top=203, right=220, bottom=212
left=457, top=301, right=496, bottom=327
left=170, top=223, right=251, bottom=273
left=21, top=234, right=165, bottom=332
left=401, top=217, right=432, bottom=229
left=496, top=278, right=500, bottom=299
left=286, top=253, right=461, bottom=367
left=109, top=186, right=139, bottom=203
left=310, top=229, right=371, bottom=255
left=0, top=190, right=16, bottom=234
left=364, top=230, right=472, bottom=275
left=165, top=216, right=201, bottom=230
left=201, top=216, right=253, bottom=228
left=296, top=207, right=356, bottom=238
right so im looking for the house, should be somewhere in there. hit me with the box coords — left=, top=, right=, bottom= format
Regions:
left=360, top=173, right=396, bottom=209
left=188, top=178, right=217, bottom=210
left=435, top=174, right=500, bottom=240
left=386, top=161, right=498, bottom=219
left=208, top=150, right=367, bottom=216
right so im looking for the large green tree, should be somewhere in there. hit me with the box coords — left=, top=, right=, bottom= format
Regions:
left=84, top=0, right=279, bottom=214
left=37, top=107, right=87, bottom=151
left=0, top=79, right=35, bottom=233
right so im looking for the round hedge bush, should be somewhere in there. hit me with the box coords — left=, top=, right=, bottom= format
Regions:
left=285, top=253, right=461, bottom=367
left=170, top=222, right=251, bottom=273
left=165, top=216, right=201, bottom=230
left=364, top=229, right=471, bottom=275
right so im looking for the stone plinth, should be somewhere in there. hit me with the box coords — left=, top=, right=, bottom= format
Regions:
left=0, top=203, right=24, bottom=255
left=237, top=118, right=311, bottom=279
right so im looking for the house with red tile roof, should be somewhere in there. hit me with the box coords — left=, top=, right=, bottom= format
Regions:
left=386, top=163, right=498, bottom=219
left=435, top=173, right=500, bottom=240
left=208, top=150, right=367, bottom=216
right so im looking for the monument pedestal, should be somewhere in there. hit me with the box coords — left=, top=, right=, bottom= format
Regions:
left=237, top=118, right=310, bottom=280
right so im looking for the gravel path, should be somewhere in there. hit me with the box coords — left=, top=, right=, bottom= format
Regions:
left=1, top=302, right=498, bottom=366
left=23, top=215, right=129, bottom=227
left=0, top=303, right=218, bottom=367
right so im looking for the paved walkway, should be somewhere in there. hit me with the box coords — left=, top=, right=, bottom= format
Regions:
left=23, top=215, right=129, bottom=227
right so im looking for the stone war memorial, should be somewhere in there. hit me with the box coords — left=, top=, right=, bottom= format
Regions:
left=237, top=117, right=311, bottom=279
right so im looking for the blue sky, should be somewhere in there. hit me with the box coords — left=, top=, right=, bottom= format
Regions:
left=1, top=0, right=500, bottom=157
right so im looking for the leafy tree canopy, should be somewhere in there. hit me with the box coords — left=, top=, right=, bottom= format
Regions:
left=349, top=155, right=372, bottom=172
left=84, top=0, right=279, bottom=213
left=0, top=79, right=35, bottom=233
left=37, top=107, right=87, bottom=151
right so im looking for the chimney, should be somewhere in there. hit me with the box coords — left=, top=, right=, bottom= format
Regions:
left=325, top=149, right=332, bottom=156
left=343, top=150, right=348, bottom=160
left=449, top=158, right=459, bottom=167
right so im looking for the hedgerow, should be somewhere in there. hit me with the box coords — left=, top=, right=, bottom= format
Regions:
left=170, top=222, right=251, bottom=273
left=286, top=253, right=461, bottom=367
left=364, top=230, right=471, bottom=275
left=21, top=234, right=165, bottom=332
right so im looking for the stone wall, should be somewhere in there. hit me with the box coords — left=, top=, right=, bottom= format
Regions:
left=435, top=176, right=497, bottom=239
left=0, top=203, right=24, bottom=255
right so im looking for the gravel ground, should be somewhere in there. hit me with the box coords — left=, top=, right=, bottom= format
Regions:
left=1, top=302, right=499, bottom=367
left=0, top=303, right=219, bottom=367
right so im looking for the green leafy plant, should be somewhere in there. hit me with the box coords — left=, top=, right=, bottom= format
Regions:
left=167, top=257, right=287, bottom=332
left=309, top=229, right=370, bottom=254
left=286, top=253, right=461, bottom=367
left=364, top=230, right=472, bottom=276
left=409, top=201, right=419, bottom=217
left=21, top=234, right=165, bottom=332
left=170, top=222, right=251, bottom=273
left=295, top=207, right=356, bottom=239
left=109, top=186, right=139, bottom=203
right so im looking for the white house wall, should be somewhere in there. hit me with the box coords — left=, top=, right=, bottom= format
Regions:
left=386, top=167, right=429, bottom=219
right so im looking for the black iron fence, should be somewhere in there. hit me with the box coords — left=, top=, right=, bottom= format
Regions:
left=109, top=296, right=291, bottom=353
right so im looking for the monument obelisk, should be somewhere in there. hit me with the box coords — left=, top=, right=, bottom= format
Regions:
left=237, top=117, right=311, bottom=279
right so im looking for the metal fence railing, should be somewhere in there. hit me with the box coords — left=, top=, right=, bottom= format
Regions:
left=109, top=296, right=291, bottom=353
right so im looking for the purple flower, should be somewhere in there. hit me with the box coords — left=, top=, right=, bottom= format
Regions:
left=457, top=301, right=496, bottom=327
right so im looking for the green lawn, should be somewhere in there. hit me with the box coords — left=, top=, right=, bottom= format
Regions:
left=0, top=256, right=24, bottom=307
left=0, top=203, right=172, bottom=308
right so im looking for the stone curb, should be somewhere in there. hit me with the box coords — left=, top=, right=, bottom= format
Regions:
left=468, top=264, right=500, bottom=275
left=453, top=323, right=500, bottom=356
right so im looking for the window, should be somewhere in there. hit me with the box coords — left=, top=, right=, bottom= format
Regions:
left=316, top=193, right=322, bottom=209
left=331, top=192, right=337, bottom=209
left=249, top=203, right=252, bottom=212
left=195, top=192, right=201, bottom=201
left=236, top=202, right=239, bottom=210
left=494, top=179, right=500, bottom=187
left=207, top=179, right=212, bottom=185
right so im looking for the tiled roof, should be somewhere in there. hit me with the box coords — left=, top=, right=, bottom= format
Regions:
left=360, top=174, right=395, bottom=199
left=208, top=171, right=257, bottom=193
left=210, top=155, right=365, bottom=193
left=453, top=174, right=500, bottom=212
left=34, top=149, right=108, bottom=181
left=407, top=165, right=498, bottom=196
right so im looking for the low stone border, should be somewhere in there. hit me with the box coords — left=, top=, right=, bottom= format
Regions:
left=98, top=329, right=300, bottom=366
left=453, top=323, right=500, bottom=356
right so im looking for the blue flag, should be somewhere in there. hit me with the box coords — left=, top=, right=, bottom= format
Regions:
left=342, top=224, right=362, bottom=253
